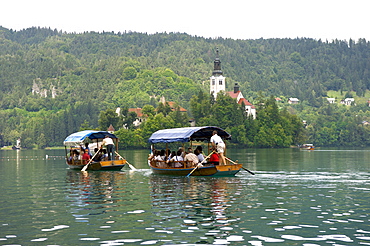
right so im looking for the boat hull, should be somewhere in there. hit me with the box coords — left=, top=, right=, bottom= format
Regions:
left=149, top=161, right=242, bottom=176
left=300, top=144, right=315, bottom=150
left=67, top=159, right=126, bottom=171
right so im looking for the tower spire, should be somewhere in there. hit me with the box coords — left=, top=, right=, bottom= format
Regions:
left=213, top=48, right=223, bottom=76
left=210, top=48, right=225, bottom=99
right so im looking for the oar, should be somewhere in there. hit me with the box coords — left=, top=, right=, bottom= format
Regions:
left=115, top=151, right=137, bottom=170
left=186, top=151, right=214, bottom=177
left=225, top=157, right=255, bottom=175
left=81, top=148, right=100, bottom=171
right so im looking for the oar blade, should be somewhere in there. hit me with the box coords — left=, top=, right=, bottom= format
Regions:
left=115, top=151, right=137, bottom=171
left=127, top=163, right=137, bottom=171
left=242, top=167, right=255, bottom=175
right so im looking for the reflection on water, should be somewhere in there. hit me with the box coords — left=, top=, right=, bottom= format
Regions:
left=150, top=176, right=243, bottom=232
left=66, top=170, right=127, bottom=212
left=1, top=148, right=370, bottom=245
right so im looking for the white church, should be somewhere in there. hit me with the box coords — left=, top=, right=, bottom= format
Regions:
left=210, top=49, right=256, bottom=119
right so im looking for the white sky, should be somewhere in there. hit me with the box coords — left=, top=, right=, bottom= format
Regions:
left=1, top=0, right=369, bottom=41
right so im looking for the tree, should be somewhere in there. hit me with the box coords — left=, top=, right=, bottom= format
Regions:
left=190, top=90, right=212, bottom=125
left=141, top=113, right=176, bottom=141
left=210, top=93, right=244, bottom=129
left=115, top=128, right=145, bottom=148
left=122, top=67, right=137, bottom=80
left=124, top=111, right=138, bottom=129
left=98, top=109, right=122, bottom=131
left=79, top=120, right=94, bottom=131
left=156, top=102, right=172, bottom=116
left=142, top=105, right=155, bottom=117
left=37, top=133, right=47, bottom=149
left=168, top=106, right=189, bottom=127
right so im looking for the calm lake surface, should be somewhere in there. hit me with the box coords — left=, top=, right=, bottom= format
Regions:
left=1, top=148, right=370, bottom=246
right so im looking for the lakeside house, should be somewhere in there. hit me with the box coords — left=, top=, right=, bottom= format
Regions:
left=341, top=98, right=355, bottom=106
left=288, top=98, right=300, bottom=104
left=327, top=98, right=336, bottom=104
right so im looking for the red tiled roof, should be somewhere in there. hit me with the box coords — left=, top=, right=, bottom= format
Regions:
left=128, top=108, right=144, bottom=117
left=227, top=91, right=241, bottom=99
left=238, top=98, right=253, bottom=106
left=167, top=101, right=187, bottom=112
left=107, top=124, right=115, bottom=132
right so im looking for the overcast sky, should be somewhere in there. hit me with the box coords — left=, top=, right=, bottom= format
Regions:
left=1, top=0, right=369, bottom=41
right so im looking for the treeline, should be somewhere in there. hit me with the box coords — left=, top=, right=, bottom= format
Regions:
left=1, top=26, right=370, bottom=148
left=113, top=92, right=305, bottom=149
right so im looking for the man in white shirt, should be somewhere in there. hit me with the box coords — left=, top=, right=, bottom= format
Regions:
left=102, top=135, right=115, bottom=160
left=210, top=130, right=226, bottom=165
left=184, top=148, right=199, bottom=167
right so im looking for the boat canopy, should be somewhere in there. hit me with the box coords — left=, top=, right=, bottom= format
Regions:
left=63, top=130, right=118, bottom=147
left=148, top=126, right=231, bottom=144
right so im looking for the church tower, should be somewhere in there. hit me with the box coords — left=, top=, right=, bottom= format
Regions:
left=210, top=48, right=225, bottom=99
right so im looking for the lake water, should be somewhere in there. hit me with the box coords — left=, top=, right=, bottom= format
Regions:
left=1, top=148, right=370, bottom=246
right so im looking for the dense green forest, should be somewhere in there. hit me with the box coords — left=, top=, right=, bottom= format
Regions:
left=1, top=26, right=370, bottom=148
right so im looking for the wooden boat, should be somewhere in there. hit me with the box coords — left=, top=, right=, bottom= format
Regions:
left=63, top=130, right=126, bottom=171
left=148, top=126, right=243, bottom=176
left=300, top=144, right=315, bottom=150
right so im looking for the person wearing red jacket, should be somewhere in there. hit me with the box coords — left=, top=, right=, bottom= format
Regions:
left=209, top=151, right=220, bottom=165
left=81, top=149, right=91, bottom=164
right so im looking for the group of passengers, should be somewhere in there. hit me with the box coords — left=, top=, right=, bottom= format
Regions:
left=149, top=131, right=226, bottom=168
left=68, top=139, right=113, bottom=164
left=68, top=143, right=93, bottom=164
left=149, top=145, right=221, bottom=168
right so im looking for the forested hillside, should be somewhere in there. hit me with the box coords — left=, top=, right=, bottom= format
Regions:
left=1, top=26, right=370, bottom=148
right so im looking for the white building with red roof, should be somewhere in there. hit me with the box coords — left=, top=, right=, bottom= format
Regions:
left=227, top=83, right=256, bottom=119
left=209, top=49, right=256, bottom=119
left=128, top=108, right=145, bottom=127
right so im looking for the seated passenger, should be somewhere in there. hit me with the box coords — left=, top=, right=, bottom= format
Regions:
left=209, top=151, right=220, bottom=165
left=165, top=149, right=172, bottom=161
left=153, top=150, right=163, bottom=161
left=178, top=147, right=185, bottom=157
left=101, top=149, right=108, bottom=161
left=92, top=148, right=102, bottom=162
left=160, top=149, right=166, bottom=161
left=84, top=142, right=92, bottom=157
left=72, top=149, right=80, bottom=161
left=148, top=148, right=156, bottom=160
left=184, top=148, right=199, bottom=167
left=168, top=151, right=176, bottom=161
left=68, top=149, right=74, bottom=162
left=194, top=148, right=205, bottom=163
left=81, top=149, right=90, bottom=164
left=168, top=150, right=184, bottom=167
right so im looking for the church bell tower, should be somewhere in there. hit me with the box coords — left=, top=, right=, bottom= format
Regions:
left=210, top=48, right=225, bottom=99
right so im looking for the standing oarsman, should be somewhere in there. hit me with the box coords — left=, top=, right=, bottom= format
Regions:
left=210, top=130, right=226, bottom=165
left=102, top=135, right=115, bottom=160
